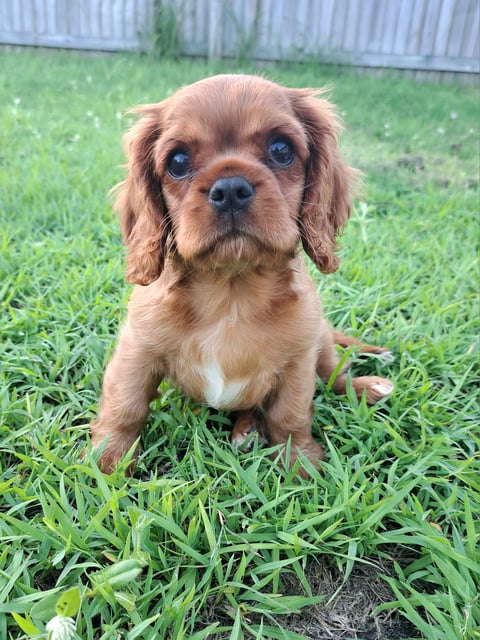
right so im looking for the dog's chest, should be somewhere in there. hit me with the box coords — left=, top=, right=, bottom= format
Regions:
left=196, top=312, right=254, bottom=409
left=196, top=359, right=249, bottom=409
left=175, top=308, right=274, bottom=410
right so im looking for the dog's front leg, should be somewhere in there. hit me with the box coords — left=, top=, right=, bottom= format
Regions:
left=89, top=325, right=163, bottom=473
left=264, top=351, right=324, bottom=477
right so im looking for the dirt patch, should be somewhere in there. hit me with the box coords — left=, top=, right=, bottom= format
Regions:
left=279, top=556, right=420, bottom=639
left=205, top=554, right=421, bottom=639
left=396, top=155, right=425, bottom=172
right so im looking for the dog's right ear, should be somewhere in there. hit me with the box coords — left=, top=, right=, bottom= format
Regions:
left=114, top=105, right=169, bottom=285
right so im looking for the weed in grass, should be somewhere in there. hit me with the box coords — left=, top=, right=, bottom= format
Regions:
left=0, top=50, right=478, bottom=639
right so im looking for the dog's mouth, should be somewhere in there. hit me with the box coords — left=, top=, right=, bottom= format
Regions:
left=199, top=227, right=267, bottom=258
left=188, top=224, right=288, bottom=273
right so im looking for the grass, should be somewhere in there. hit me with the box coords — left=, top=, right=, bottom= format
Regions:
left=0, top=50, right=478, bottom=640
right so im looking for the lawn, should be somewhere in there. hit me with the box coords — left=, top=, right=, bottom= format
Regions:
left=0, top=50, right=478, bottom=640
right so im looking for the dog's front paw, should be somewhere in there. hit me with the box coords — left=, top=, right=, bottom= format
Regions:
left=231, top=411, right=268, bottom=451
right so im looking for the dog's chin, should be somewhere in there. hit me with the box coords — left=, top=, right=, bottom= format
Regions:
left=182, top=230, right=290, bottom=273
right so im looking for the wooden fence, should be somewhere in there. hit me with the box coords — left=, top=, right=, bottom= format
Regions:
left=1, top=0, right=478, bottom=75
left=0, top=0, right=154, bottom=51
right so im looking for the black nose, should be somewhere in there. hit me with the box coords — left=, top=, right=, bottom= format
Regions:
left=208, top=176, right=255, bottom=214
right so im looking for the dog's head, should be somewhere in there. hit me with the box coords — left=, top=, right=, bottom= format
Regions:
left=115, top=74, right=357, bottom=284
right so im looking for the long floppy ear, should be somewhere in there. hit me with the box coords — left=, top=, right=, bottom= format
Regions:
left=289, top=89, right=359, bottom=274
left=114, top=105, right=169, bottom=285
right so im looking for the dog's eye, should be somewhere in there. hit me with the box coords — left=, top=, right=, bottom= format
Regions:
left=166, top=149, right=192, bottom=179
left=268, top=138, right=295, bottom=167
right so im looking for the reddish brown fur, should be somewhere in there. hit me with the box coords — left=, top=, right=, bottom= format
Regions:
left=90, top=75, right=393, bottom=476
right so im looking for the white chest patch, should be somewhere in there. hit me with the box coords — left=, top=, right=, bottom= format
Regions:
left=199, top=360, right=248, bottom=409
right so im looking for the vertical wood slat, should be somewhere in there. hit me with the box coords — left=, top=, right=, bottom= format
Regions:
left=318, top=0, right=336, bottom=53
left=463, top=0, right=479, bottom=57
left=406, top=0, right=427, bottom=56
left=0, top=0, right=477, bottom=74
left=342, top=0, right=360, bottom=52
left=420, top=0, right=441, bottom=56
left=444, top=0, right=469, bottom=56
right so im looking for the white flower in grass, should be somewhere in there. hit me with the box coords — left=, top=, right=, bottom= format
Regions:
left=46, top=615, right=76, bottom=640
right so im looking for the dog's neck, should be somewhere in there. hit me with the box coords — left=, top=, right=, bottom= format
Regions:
left=163, top=253, right=303, bottom=325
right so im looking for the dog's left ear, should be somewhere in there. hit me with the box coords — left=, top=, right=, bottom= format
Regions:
left=289, top=89, right=359, bottom=274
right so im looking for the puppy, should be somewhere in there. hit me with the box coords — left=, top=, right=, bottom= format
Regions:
left=89, top=74, right=393, bottom=475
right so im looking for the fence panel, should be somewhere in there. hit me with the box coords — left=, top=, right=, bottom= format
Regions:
left=0, top=0, right=478, bottom=74
left=0, top=0, right=155, bottom=51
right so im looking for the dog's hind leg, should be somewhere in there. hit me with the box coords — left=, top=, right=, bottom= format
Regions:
left=332, top=329, right=393, bottom=359
left=318, top=327, right=394, bottom=405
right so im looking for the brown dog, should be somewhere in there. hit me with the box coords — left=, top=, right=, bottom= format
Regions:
left=89, top=74, right=393, bottom=475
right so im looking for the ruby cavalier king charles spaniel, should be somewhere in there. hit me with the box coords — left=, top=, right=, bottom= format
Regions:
left=89, top=74, right=393, bottom=476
